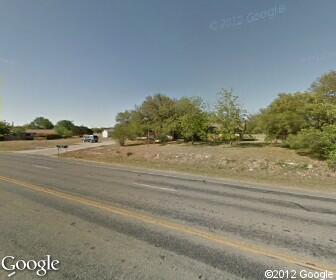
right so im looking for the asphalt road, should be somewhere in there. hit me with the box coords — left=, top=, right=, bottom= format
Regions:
left=0, top=153, right=335, bottom=280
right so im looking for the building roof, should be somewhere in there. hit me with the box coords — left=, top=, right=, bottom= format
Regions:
left=25, top=129, right=58, bottom=135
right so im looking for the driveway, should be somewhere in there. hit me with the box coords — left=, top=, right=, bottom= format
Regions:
left=15, top=140, right=116, bottom=156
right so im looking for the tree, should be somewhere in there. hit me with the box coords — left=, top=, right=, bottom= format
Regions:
left=54, top=120, right=76, bottom=137
left=139, top=94, right=177, bottom=139
left=306, top=71, right=336, bottom=129
left=11, top=126, right=26, bottom=136
left=112, top=124, right=133, bottom=146
left=260, top=92, right=309, bottom=140
left=0, top=121, right=11, bottom=135
left=214, top=89, right=246, bottom=143
left=111, top=94, right=211, bottom=144
left=29, top=117, right=54, bottom=129
left=73, top=125, right=93, bottom=136
left=286, top=124, right=336, bottom=167
left=310, top=70, right=336, bottom=97
left=259, top=72, right=336, bottom=141
left=245, top=112, right=264, bottom=134
left=112, top=110, right=144, bottom=145
left=176, top=97, right=209, bottom=143
left=304, top=98, right=336, bottom=130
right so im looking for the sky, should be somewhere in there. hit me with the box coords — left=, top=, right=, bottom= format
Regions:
left=1, top=0, right=336, bottom=128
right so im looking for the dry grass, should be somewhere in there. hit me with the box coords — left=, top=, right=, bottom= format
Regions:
left=62, top=142, right=336, bottom=192
left=0, top=138, right=82, bottom=151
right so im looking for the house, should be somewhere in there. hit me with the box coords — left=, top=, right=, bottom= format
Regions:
left=25, top=129, right=60, bottom=139
left=102, top=128, right=114, bottom=138
left=3, top=129, right=59, bottom=141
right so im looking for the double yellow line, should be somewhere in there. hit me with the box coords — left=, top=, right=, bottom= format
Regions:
left=0, top=175, right=334, bottom=273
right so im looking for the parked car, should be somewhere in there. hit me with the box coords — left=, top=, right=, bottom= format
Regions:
left=82, top=135, right=99, bottom=143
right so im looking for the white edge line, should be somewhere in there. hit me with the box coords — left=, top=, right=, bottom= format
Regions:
left=8, top=272, right=16, bottom=277
left=32, top=165, right=52, bottom=170
left=133, top=182, right=177, bottom=192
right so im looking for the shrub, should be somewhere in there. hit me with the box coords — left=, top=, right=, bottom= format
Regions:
left=0, top=121, right=11, bottom=135
left=55, top=120, right=75, bottom=137
left=327, top=150, right=336, bottom=169
left=286, top=125, right=336, bottom=159
left=11, top=127, right=26, bottom=136
left=158, top=134, right=168, bottom=144
left=55, top=126, right=73, bottom=138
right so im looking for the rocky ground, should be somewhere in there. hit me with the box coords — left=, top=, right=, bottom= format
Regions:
left=62, top=142, right=336, bottom=192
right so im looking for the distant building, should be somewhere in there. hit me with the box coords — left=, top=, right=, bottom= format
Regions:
left=102, top=128, right=114, bottom=138
left=25, top=129, right=60, bottom=140
left=3, top=129, right=59, bottom=141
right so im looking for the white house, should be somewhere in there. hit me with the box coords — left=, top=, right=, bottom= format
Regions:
left=102, top=128, right=113, bottom=138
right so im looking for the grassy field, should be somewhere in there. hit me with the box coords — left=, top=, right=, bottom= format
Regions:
left=62, top=142, right=336, bottom=192
left=0, top=138, right=82, bottom=151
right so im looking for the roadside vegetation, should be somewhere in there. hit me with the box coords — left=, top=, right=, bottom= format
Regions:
left=112, top=71, right=336, bottom=168
left=0, top=117, right=95, bottom=151
left=249, top=71, right=336, bottom=168
left=113, top=89, right=246, bottom=146
left=0, top=117, right=93, bottom=140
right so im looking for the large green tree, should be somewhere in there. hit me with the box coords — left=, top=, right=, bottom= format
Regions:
left=214, top=89, right=246, bottom=142
left=112, top=94, right=211, bottom=144
left=54, top=120, right=76, bottom=137
left=29, top=117, right=54, bottom=129
left=260, top=92, right=310, bottom=140
left=0, top=121, right=11, bottom=135
left=306, top=71, right=336, bottom=129
left=260, top=71, right=336, bottom=141
left=73, top=125, right=93, bottom=136
left=176, top=97, right=209, bottom=143
left=310, top=70, right=336, bottom=97
left=112, top=110, right=144, bottom=145
left=139, top=94, right=177, bottom=138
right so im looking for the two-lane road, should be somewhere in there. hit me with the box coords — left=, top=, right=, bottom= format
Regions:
left=0, top=153, right=335, bottom=279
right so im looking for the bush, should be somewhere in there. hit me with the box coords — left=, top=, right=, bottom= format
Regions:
left=327, top=150, right=336, bottom=169
left=286, top=125, right=336, bottom=159
left=0, top=121, right=11, bottom=135
left=55, top=126, right=73, bottom=138
left=55, top=120, right=76, bottom=137
left=11, top=127, right=26, bottom=137
left=158, top=134, right=168, bottom=144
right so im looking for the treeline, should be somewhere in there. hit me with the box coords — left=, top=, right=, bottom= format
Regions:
left=113, top=71, right=336, bottom=167
left=249, top=71, right=336, bottom=166
left=113, top=89, right=246, bottom=145
left=0, top=117, right=94, bottom=138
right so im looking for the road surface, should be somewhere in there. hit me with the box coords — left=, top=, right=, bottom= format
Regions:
left=0, top=153, right=335, bottom=279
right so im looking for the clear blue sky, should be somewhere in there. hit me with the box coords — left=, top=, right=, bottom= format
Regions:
left=1, top=0, right=335, bottom=127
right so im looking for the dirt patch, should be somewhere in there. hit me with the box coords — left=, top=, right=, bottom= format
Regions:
left=62, top=143, right=336, bottom=191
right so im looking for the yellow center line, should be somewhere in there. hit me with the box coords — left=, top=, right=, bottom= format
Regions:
left=0, top=175, right=334, bottom=273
